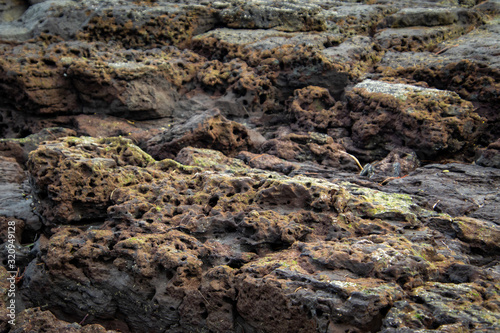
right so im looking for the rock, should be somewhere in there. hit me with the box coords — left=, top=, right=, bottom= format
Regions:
left=375, top=22, right=500, bottom=107
left=383, top=163, right=500, bottom=224
left=0, top=127, right=76, bottom=164
left=0, top=0, right=29, bottom=23
left=410, top=282, right=500, bottom=330
left=476, top=138, right=500, bottom=168
left=0, top=266, right=15, bottom=332
left=381, top=280, right=500, bottom=332
left=321, top=35, right=379, bottom=78
left=0, top=0, right=216, bottom=44
left=360, top=148, right=420, bottom=180
left=288, top=85, right=346, bottom=132
left=260, top=131, right=360, bottom=171
left=20, top=134, right=500, bottom=332
left=325, top=4, right=394, bottom=35
left=218, top=0, right=326, bottom=32
left=378, top=7, right=483, bottom=28
left=12, top=307, right=119, bottom=333
left=236, top=151, right=299, bottom=175
left=0, top=0, right=87, bottom=41
left=1, top=0, right=499, bottom=332
left=346, top=79, right=482, bottom=161
left=27, top=136, right=155, bottom=224
left=374, top=25, right=469, bottom=52
left=146, top=109, right=264, bottom=160
left=0, top=156, right=40, bottom=246
left=452, top=216, right=500, bottom=253
left=0, top=39, right=277, bottom=119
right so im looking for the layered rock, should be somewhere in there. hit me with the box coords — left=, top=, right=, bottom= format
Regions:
left=1, top=0, right=500, bottom=332
left=17, top=138, right=500, bottom=332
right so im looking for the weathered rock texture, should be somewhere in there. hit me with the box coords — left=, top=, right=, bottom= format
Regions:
left=1, top=0, right=500, bottom=332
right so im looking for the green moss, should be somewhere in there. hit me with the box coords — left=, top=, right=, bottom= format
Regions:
left=154, top=159, right=202, bottom=174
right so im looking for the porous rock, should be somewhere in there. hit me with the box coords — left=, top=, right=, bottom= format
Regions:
left=21, top=138, right=500, bottom=332
left=345, top=79, right=482, bottom=161
left=27, top=136, right=155, bottom=224
left=1, top=0, right=500, bottom=332
left=146, top=109, right=264, bottom=160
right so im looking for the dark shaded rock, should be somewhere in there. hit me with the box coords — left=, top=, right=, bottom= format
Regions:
left=476, top=138, right=500, bottom=168
left=0, top=156, right=40, bottom=243
left=383, top=163, right=500, bottom=224
left=445, top=263, right=481, bottom=283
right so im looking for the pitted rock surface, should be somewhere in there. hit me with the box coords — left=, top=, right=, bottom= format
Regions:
left=1, top=0, right=500, bottom=332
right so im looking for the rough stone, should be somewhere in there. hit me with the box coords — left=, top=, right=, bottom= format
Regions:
left=218, top=0, right=326, bottom=32
left=0, top=156, right=40, bottom=242
left=146, top=109, right=264, bottom=160
left=345, top=79, right=482, bottom=161
left=383, top=163, right=500, bottom=224
left=476, top=138, right=500, bottom=168
left=1, top=0, right=499, bottom=332
left=27, top=136, right=156, bottom=224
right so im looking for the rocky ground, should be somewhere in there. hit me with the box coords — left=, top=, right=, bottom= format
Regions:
left=0, top=0, right=499, bottom=332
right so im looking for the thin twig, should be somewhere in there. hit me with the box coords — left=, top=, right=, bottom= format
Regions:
left=79, top=314, right=89, bottom=325
left=434, top=44, right=458, bottom=55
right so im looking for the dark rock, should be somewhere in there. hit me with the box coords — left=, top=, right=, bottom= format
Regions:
left=445, top=263, right=481, bottom=283
left=476, top=138, right=500, bottom=168
left=0, top=156, right=40, bottom=246
left=383, top=163, right=500, bottom=224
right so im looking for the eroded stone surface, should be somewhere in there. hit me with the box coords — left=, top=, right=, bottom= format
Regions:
left=18, top=139, right=500, bottom=332
left=1, top=0, right=499, bottom=332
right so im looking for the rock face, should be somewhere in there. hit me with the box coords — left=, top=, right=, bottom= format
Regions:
left=1, top=0, right=500, bottom=332
left=346, top=79, right=482, bottom=161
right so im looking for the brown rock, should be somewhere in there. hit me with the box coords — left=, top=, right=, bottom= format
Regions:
left=147, top=109, right=263, bottom=160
